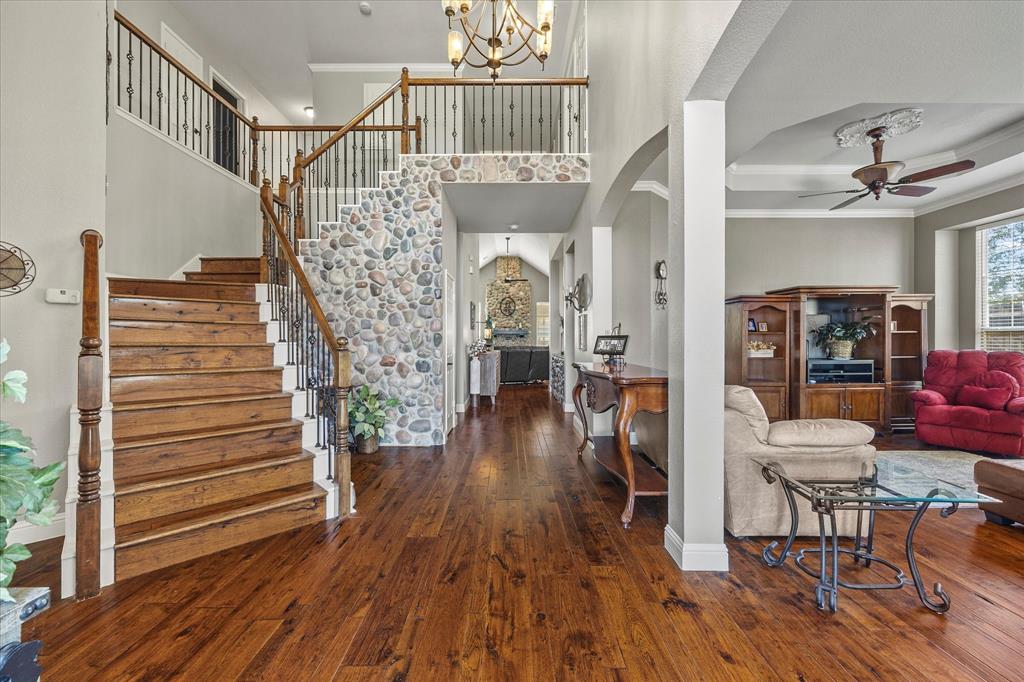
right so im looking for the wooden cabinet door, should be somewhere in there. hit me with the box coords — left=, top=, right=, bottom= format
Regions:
left=751, top=386, right=787, bottom=421
left=803, top=387, right=845, bottom=419
left=889, top=384, right=918, bottom=421
left=847, top=386, right=885, bottom=426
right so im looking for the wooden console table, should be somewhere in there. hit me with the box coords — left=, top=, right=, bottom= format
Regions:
left=571, top=361, right=668, bottom=527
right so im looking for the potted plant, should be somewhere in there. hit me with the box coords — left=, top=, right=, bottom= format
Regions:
left=348, top=385, right=399, bottom=454
left=1, top=339, right=64, bottom=604
left=811, top=319, right=877, bottom=359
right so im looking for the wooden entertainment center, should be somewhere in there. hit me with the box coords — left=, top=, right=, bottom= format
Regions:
left=726, top=286, right=933, bottom=431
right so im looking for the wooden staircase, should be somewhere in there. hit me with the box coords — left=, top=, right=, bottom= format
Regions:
left=107, top=257, right=328, bottom=581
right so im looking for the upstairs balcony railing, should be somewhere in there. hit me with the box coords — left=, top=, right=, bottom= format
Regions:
left=111, top=11, right=588, bottom=242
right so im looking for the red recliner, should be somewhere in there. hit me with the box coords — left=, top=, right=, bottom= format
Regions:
left=911, top=350, right=1024, bottom=458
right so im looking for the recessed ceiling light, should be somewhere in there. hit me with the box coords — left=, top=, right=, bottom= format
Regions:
left=509, top=224, right=519, bottom=231
left=304, top=106, right=315, bottom=119
left=359, top=2, right=372, bottom=16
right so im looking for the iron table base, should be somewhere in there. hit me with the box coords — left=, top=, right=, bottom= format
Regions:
left=759, top=465, right=956, bottom=614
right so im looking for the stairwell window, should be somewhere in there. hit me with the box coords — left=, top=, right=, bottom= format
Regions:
left=976, top=219, right=1024, bottom=352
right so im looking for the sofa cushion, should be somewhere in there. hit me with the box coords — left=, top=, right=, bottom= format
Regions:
left=923, top=350, right=1024, bottom=402
left=971, top=369, right=1021, bottom=397
left=957, top=384, right=1012, bottom=411
left=767, top=419, right=875, bottom=447
left=910, top=389, right=947, bottom=406
left=1008, top=398, right=1024, bottom=416
left=724, top=385, right=769, bottom=443
left=918, top=404, right=1024, bottom=437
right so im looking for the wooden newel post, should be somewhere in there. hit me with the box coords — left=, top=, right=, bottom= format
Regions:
left=415, top=115, right=423, bottom=154
left=278, top=174, right=289, bottom=203
left=400, top=67, right=410, bottom=154
left=249, top=116, right=260, bottom=186
left=293, top=149, right=305, bottom=242
left=76, top=229, right=103, bottom=599
left=334, top=338, right=352, bottom=516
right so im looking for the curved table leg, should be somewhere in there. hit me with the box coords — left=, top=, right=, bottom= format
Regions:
left=613, top=388, right=638, bottom=528
left=572, top=380, right=589, bottom=459
left=761, top=465, right=800, bottom=567
left=905, top=490, right=954, bottom=614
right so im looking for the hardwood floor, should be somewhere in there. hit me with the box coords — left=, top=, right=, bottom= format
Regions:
left=17, top=385, right=1024, bottom=680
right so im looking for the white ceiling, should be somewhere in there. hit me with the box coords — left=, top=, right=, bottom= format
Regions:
left=172, top=0, right=580, bottom=123
left=477, top=233, right=551, bottom=275
left=722, top=0, right=1024, bottom=214
left=444, top=182, right=588, bottom=234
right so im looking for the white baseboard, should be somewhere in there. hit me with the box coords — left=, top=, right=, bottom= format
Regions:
left=456, top=402, right=466, bottom=413
left=563, top=400, right=574, bottom=413
left=9, top=513, right=66, bottom=545
left=663, top=525, right=730, bottom=572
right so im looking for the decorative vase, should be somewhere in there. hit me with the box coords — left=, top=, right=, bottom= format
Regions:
left=356, top=433, right=379, bottom=454
left=826, top=339, right=855, bottom=359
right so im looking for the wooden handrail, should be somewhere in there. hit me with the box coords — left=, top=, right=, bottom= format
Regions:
left=259, top=184, right=340, bottom=352
left=408, top=76, right=589, bottom=86
left=300, top=78, right=403, bottom=168
left=257, top=124, right=411, bottom=132
left=113, top=11, right=252, bottom=127
left=76, top=229, right=103, bottom=600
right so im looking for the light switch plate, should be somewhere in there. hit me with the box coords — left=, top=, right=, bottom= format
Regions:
left=45, top=288, right=81, bottom=304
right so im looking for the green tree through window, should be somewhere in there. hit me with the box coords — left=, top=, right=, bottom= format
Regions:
left=978, top=220, right=1024, bottom=352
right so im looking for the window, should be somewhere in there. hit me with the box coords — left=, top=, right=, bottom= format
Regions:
left=535, top=301, right=551, bottom=347
left=976, top=219, right=1024, bottom=352
left=212, top=78, right=240, bottom=174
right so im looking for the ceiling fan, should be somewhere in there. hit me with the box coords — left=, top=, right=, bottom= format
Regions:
left=799, top=126, right=975, bottom=210
left=501, top=236, right=528, bottom=282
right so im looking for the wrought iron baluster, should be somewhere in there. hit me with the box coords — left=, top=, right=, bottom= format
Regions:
left=500, top=85, right=504, bottom=153
left=117, top=24, right=121, bottom=109
left=147, top=41, right=152, bottom=125
left=156, top=55, right=162, bottom=131
left=539, top=84, right=543, bottom=152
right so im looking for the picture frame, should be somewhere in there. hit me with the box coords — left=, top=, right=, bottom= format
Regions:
left=757, top=321, right=769, bottom=333
left=593, top=334, right=629, bottom=356
left=747, top=318, right=757, bottom=332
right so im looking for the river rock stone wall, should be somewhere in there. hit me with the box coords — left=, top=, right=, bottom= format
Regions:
left=300, top=153, right=589, bottom=446
left=486, top=256, right=533, bottom=347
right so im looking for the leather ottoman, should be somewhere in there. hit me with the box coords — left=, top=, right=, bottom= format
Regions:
left=975, top=459, right=1024, bottom=526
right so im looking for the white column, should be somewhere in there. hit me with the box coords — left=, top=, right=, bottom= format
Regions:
left=665, top=100, right=728, bottom=571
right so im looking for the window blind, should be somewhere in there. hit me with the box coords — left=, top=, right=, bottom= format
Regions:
left=976, top=219, right=1024, bottom=352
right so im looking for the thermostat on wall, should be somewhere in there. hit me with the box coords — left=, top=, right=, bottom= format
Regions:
left=45, top=288, right=81, bottom=304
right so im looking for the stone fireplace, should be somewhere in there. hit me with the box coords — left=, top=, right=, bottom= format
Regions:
left=486, top=256, right=533, bottom=347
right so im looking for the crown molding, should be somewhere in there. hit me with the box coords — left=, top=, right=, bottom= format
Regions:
left=913, top=173, right=1024, bottom=217
left=725, top=208, right=915, bottom=219
left=309, top=63, right=462, bottom=74
left=631, top=180, right=670, bottom=201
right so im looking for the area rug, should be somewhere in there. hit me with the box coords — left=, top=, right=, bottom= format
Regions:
left=876, top=450, right=986, bottom=506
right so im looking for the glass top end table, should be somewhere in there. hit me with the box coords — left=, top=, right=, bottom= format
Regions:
left=753, top=457, right=999, bottom=614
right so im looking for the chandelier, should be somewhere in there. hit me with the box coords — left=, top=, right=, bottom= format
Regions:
left=443, top=0, right=554, bottom=80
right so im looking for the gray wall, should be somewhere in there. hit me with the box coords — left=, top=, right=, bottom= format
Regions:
left=725, top=217, right=916, bottom=296
left=1, top=0, right=107, bottom=512
left=106, top=113, right=262, bottom=277
left=456, top=232, right=480, bottom=409
left=612, top=191, right=669, bottom=369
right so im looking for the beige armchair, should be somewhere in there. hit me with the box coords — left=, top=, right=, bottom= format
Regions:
left=725, top=385, right=876, bottom=538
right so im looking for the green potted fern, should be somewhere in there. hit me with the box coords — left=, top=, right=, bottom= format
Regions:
left=348, top=385, right=399, bottom=454
left=1, top=339, right=64, bottom=603
left=811, top=319, right=877, bottom=359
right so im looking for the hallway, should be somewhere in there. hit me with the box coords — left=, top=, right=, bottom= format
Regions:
left=19, top=385, right=1024, bottom=680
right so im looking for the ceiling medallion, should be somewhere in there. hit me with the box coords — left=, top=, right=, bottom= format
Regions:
left=444, top=0, right=554, bottom=80
left=0, top=242, right=36, bottom=297
left=834, top=108, right=923, bottom=148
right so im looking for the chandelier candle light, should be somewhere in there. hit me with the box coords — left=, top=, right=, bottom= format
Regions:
left=444, top=0, right=554, bottom=80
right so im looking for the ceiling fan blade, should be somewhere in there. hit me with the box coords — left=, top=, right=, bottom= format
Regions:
left=798, top=189, right=862, bottom=198
left=897, top=160, right=975, bottom=185
left=830, top=192, right=870, bottom=211
left=888, top=185, right=937, bottom=197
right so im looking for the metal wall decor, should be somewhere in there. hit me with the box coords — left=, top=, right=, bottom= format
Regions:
left=565, top=273, right=592, bottom=313
left=499, top=296, right=517, bottom=316
left=0, top=242, right=36, bottom=296
left=653, top=259, right=667, bottom=309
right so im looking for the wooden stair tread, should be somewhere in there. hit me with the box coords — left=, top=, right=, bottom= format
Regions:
left=109, top=293, right=261, bottom=306
left=116, top=452, right=313, bottom=492
left=111, top=318, right=266, bottom=327
left=115, top=483, right=325, bottom=548
left=108, top=276, right=255, bottom=289
left=112, top=392, right=291, bottom=412
left=109, top=366, right=281, bottom=378
left=200, top=257, right=261, bottom=262
left=184, top=270, right=258, bottom=276
left=109, top=341, right=273, bottom=348
left=113, top=419, right=302, bottom=451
